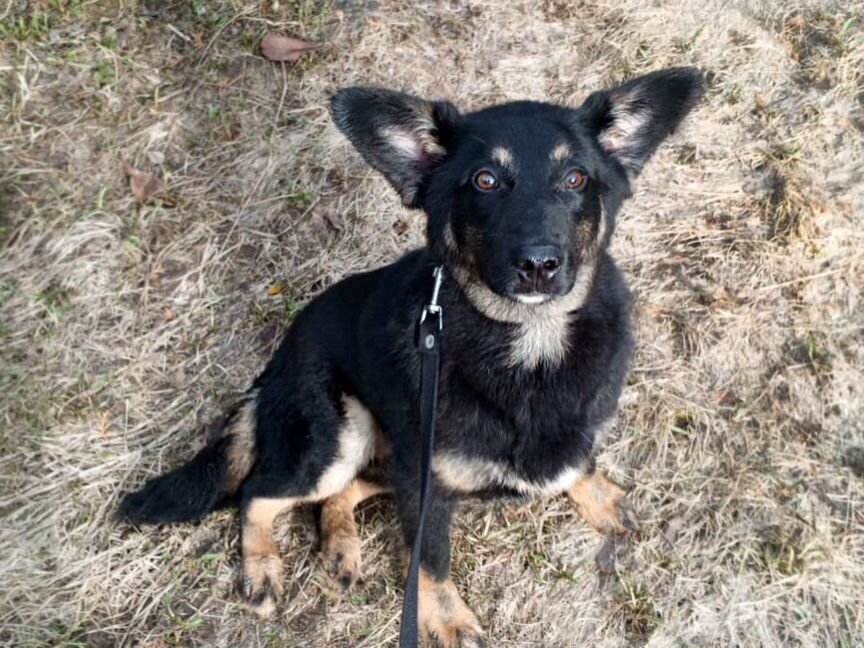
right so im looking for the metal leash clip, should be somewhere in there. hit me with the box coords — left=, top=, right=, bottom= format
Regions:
left=418, top=266, right=445, bottom=333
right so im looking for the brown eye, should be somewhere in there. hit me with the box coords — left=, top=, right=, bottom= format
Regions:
left=473, top=170, right=499, bottom=192
left=562, top=168, right=588, bottom=191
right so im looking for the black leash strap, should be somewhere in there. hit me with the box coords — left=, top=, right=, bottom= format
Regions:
left=399, top=266, right=444, bottom=648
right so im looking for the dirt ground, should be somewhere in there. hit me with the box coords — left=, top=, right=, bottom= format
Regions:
left=1, top=1, right=863, bottom=647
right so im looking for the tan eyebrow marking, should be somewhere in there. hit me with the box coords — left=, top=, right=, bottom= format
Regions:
left=550, top=143, right=571, bottom=162
left=491, top=146, right=514, bottom=170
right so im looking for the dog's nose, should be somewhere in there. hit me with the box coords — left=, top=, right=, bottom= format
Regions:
left=514, top=245, right=562, bottom=284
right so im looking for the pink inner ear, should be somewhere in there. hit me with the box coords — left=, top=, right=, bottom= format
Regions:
left=598, top=106, right=648, bottom=152
left=597, top=100, right=650, bottom=172
left=381, top=126, right=426, bottom=161
left=380, top=125, right=446, bottom=168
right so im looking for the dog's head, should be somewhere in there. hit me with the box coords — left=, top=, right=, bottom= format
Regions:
left=331, top=68, right=702, bottom=317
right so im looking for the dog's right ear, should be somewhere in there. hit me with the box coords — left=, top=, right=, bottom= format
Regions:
left=330, top=88, right=461, bottom=208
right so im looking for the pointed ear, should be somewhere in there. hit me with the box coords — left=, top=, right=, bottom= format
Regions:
left=580, top=67, right=703, bottom=177
left=330, top=88, right=461, bottom=208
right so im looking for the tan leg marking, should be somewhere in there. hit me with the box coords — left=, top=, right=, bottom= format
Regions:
left=224, top=393, right=258, bottom=493
left=566, top=471, right=637, bottom=535
left=373, top=427, right=391, bottom=460
left=418, top=568, right=483, bottom=648
left=321, top=479, right=389, bottom=592
left=241, top=497, right=295, bottom=618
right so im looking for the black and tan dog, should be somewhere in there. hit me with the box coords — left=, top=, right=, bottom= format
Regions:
left=119, top=67, right=702, bottom=646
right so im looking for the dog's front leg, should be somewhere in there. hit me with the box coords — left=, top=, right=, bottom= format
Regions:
left=394, top=472, right=484, bottom=648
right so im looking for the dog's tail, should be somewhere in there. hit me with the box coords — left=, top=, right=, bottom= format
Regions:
left=117, top=391, right=258, bottom=525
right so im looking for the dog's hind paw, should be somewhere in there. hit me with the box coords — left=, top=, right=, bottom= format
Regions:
left=320, top=492, right=364, bottom=593
left=242, top=555, right=284, bottom=619
left=323, top=536, right=362, bottom=593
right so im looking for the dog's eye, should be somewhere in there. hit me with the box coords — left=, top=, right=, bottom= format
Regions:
left=473, top=170, right=499, bottom=192
left=562, top=168, right=588, bottom=191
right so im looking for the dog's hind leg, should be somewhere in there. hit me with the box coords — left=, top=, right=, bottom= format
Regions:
left=241, top=496, right=295, bottom=618
left=320, top=478, right=390, bottom=592
left=566, top=470, right=637, bottom=535
left=238, top=393, right=378, bottom=617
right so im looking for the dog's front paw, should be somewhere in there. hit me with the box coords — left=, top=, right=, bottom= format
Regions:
left=567, top=472, right=638, bottom=535
left=427, top=621, right=486, bottom=648
left=423, top=605, right=485, bottom=648
left=242, top=555, right=284, bottom=619
left=419, top=571, right=485, bottom=648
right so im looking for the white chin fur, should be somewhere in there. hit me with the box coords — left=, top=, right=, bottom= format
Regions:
left=513, top=294, right=550, bottom=305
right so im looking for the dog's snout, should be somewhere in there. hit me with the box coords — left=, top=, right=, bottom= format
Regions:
left=514, top=245, right=563, bottom=285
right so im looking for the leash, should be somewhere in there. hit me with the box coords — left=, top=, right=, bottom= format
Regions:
left=398, top=265, right=444, bottom=648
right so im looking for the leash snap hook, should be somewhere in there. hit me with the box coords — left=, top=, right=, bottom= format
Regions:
left=418, top=266, right=445, bottom=331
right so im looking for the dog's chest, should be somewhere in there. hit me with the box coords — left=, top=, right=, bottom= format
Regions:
left=431, top=371, right=609, bottom=498
left=432, top=450, right=588, bottom=497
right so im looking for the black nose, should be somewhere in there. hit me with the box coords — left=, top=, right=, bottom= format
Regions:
left=514, top=245, right=563, bottom=285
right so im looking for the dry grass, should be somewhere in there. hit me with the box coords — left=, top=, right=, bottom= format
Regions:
left=1, top=1, right=863, bottom=646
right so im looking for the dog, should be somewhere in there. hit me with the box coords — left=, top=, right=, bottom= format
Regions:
left=119, top=66, right=703, bottom=647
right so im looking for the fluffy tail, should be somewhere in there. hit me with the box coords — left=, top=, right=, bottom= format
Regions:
left=117, top=392, right=258, bottom=525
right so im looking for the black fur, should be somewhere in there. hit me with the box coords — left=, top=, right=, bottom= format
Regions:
left=119, top=67, right=702, bottom=601
left=118, top=435, right=233, bottom=524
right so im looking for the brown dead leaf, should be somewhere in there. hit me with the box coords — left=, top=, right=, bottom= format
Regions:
left=122, top=161, right=164, bottom=203
left=322, top=210, right=345, bottom=232
left=267, top=285, right=283, bottom=296
left=261, top=33, right=318, bottom=62
left=97, top=412, right=110, bottom=438
left=664, top=516, right=686, bottom=545
left=784, top=14, right=805, bottom=33
left=711, top=285, right=741, bottom=309
left=642, top=302, right=672, bottom=316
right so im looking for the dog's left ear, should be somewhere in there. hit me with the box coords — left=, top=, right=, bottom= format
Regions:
left=579, top=67, right=703, bottom=177
left=331, top=88, right=461, bottom=208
